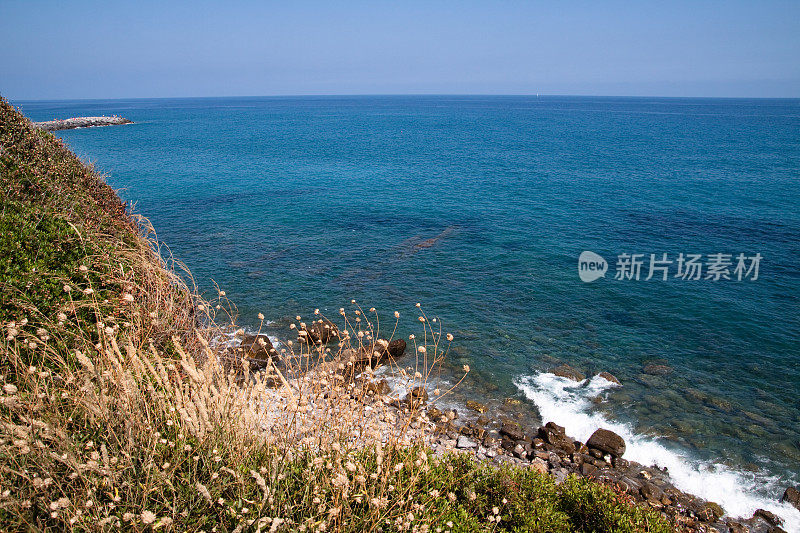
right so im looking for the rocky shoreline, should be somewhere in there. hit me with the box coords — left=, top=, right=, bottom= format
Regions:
left=229, top=324, right=799, bottom=533
left=424, top=403, right=794, bottom=533
left=32, top=115, right=133, bottom=131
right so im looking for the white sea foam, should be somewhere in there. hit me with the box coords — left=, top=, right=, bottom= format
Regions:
left=514, top=372, right=800, bottom=532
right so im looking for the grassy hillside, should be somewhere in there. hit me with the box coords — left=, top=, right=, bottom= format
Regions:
left=0, top=96, right=675, bottom=532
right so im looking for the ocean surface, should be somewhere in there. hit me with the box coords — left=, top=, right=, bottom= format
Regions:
left=16, top=96, right=800, bottom=526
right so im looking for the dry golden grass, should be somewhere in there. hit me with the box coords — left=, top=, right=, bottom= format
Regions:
left=0, top=95, right=675, bottom=532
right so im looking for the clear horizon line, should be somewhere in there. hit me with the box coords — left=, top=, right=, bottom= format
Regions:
left=8, top=92, right=800, bottom=103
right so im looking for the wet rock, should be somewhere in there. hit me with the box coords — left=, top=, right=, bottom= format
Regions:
left=499, top=420, right=526, bottom=441
left=456, top=436, right=476, bottom=449
left=544, top=421, right=565, bottom=434
left=427, top=407, right=444, bottom=422
left=643, top=363, right=673, bottom=376
left=782, top=486, right=800, bottom=510
left=503, top=397, right=521, bottom=406
left=598, top=371, right=621, bottom=385
left=358, top=340, right=395, bottom=366
left=476, top=415, right=490, bottom=426
left=303, top=320, right=339, bottom=344
left=703, top=502, right=724, bottom=522
left=466, top=400, right=488, bottom=413
left=387, top=339, right=406, bottom=358
left=753, top=509, right=782, bottom=527
left=538, top=423, right=576, bottom=454
left=613, top=457, right=629, bottom=469
left=551, top=364, right=585, bottom=382
left=586, top=428, right=626, bottom=457
left=404, top=386, right=428, bottom=408
left=232, top=334, right=277, bottom=370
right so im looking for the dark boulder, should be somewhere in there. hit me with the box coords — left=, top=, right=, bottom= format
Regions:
left=754, top=509, right=782, bottom=527
left=233, top=334, right=277, bottom=370
left=538, top=423, right=576, bottom=454
left=404, top=386, right=428, bottom=408
left=387, top=339, right=406, bottom=358
left=303, top=320, right=339, bottom=344
left=499, top=420, right=526, bottom=441
left=586, top=428, right=626, bottom=457
left=342, top=341, right=391, bottom=370
left=551, top=364, right=585, bottom=382
left=782, top=486, right=800, bottom=511
left=545, top=421, right=565, bottom=434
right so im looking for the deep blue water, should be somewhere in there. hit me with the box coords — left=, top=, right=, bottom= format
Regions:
left=15, top=96, right=800, bottom=521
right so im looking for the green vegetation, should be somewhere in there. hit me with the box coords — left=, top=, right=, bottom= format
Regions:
left=0, top=96, right=675, bottom=532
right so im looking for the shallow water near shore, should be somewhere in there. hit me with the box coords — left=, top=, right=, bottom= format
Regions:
left=16, top=95, right=800, bottom=525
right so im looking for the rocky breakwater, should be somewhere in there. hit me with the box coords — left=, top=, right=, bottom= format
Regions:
left=33, top=116, right=133, bottom=131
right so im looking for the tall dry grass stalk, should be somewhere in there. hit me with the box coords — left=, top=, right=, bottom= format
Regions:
left=0, top=211, right=464, bottom=531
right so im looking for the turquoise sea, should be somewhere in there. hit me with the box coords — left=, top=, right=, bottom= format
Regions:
left=16, top=96, right=800, bottom=524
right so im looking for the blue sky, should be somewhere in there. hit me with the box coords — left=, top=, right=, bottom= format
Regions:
left=2, top=0, right=799, bottom=99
